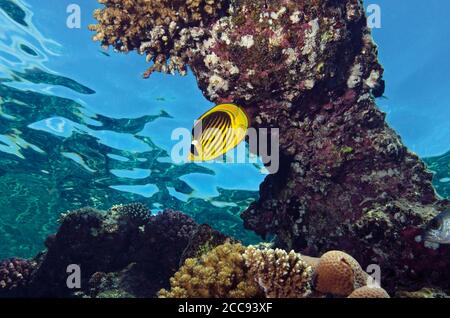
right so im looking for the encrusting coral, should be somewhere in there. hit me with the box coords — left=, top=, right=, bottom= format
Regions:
left=243, top=246, right=313, bottom=298
left=313, top=251, right=367, bottom=297
left=89, top=0, right=230, bottom=77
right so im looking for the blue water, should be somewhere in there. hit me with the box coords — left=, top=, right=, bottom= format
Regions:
left=0, top=0, right=449, bottom=258
left=372, top=0, right=450, bottom=157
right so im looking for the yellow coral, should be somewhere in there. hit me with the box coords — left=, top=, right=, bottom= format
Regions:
left=158, top=243, right=260, bottom=298
left=243, top=246, right=313, bottom=298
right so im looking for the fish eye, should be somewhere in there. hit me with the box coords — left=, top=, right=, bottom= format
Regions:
left=190, top=143, right=199, bottom=156
left=429, top=218, right=442, bottom=230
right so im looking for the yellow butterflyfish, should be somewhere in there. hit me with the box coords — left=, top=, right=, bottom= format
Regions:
left=188, top=103, right=249, bottom=162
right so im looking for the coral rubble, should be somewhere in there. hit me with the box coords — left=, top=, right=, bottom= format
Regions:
left=90, top=0, right=449, bottom=293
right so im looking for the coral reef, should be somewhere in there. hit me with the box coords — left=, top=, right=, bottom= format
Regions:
left=0, top=258, right=36, bottom=296
left=18, top=204, right=230, bottom=297
left=313, top=251, right=367, bottom=297
left=137, top=209, right=200, bottom=279
left=161, top=243, right=315, bottom=298
left=347, top=286, right=390, bottom=298
left=243, top=246, right=312, bottom=298
left=89, top=0, right=449, bottom=293
left=158, top=243, right=261, bottom=298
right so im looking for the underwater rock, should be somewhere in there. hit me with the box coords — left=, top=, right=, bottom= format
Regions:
left=12, top=204, right=233, bottom=298
left=87, top=263, right=155, bottom=298
left=179, top=224, right=237, bottom=265
left=90, top=0, right=450, bottom=293
left=396, top=287, right=449, bottom=299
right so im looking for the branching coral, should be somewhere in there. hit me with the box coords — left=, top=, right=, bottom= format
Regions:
left=108, top=202, right=151, bottom=228
left=243, top=246, right=312, bottom=298
left=158, top=243, right=261, bottom=298
left=89, top=0, right=230, bottom=77
left=160, top=243, right=314, bottom=298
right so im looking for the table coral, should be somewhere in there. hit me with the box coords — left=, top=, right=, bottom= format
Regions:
left=243, top=246, right=313, bottom=298
left=90, top=0, right=450, bottom=293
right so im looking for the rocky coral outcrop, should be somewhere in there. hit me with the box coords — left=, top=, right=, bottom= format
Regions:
left=17, top=204, right=231, bottom=297
left=90, top=0, right=449, bottom=294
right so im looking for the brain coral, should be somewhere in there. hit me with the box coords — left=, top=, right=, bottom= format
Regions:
left=348, top=286, right=390, bottom=298
left=314, top=251, right=367, bottom=296
left=89, top=0, right=230, bottom=77
left=158, top=243, right=261, bottom=298
left=243, top=246, right=313, bottom=298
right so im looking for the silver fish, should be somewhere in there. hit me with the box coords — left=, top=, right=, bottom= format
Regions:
left=424, top=207, right=450, bottom=244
